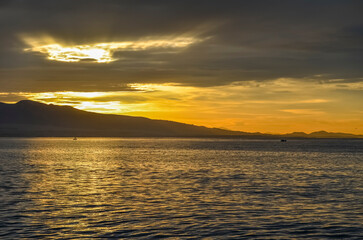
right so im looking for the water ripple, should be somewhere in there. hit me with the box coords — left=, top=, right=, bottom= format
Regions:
left=0, top=138, right=362, bottom=239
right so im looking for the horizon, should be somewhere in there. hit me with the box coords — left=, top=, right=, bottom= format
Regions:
left=1, top=99, right=362, bottom=137
left=1, top=1, right=362, bottom=134
left=1, top=2, right=363, bottom=238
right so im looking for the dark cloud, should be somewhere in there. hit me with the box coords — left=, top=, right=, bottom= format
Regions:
left=0, top=0, right=362, bottom=92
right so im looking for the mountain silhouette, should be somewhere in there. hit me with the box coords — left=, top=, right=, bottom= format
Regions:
left=0, top=100, right=362, bottom=138
left=0, top=100, right=248, bottom=137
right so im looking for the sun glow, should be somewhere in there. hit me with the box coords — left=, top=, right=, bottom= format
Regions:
left=1, top=80, right=362, bottom=134
left=22, top=36, right=199, bottom=63
left=22, top=91, right=130, bottom=112
left=14, top=84, right=179, bottom=113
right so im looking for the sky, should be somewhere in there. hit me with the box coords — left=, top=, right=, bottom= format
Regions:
left=0, top=0, right=362, bottom=134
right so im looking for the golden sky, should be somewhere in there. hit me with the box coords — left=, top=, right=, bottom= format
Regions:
left=2, top=78, right=362, bottom=134
left=1, top=1, right=362, bottom=134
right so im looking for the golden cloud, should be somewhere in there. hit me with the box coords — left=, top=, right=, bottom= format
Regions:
left=1, top=79, right=362, bottom=134
left=22, top=36, right=200, bottom=63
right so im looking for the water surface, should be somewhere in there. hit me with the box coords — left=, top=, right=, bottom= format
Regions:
left=0, top=138, right=362, bottom=239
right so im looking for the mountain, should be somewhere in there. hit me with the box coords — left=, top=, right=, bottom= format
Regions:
left=284, top=131, right=363, bottom=138
left=0, top=100, right=362, bottom=138
left=0, top=100, right=249, bottom=137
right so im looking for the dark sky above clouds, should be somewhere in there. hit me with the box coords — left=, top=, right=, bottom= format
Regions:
left=1, top=0, right=362, bottom=92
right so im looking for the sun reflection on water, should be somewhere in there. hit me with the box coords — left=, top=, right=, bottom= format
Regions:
left=1, top=138, right=361, bottom=238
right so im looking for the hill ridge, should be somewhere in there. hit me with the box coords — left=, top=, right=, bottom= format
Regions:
left=0, top=101, right=362, bottom=138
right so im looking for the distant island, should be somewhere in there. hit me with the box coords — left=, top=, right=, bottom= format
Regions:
left=0, top=100, right=362, bottom=138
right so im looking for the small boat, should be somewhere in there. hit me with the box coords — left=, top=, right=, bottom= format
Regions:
left=281, top=139, right=287, bottom=142
left=73, top=137, right=77, bottom=140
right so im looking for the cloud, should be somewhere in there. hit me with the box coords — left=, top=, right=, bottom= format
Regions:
left=1, top=77, right=362, bottom=134
left=0, top=0, right=362, bottom=91
left=22, top=35, right=200, bottom=63
left=280, top=109, right=325, bottom=115
left=0, top=0, right=362, bottom=134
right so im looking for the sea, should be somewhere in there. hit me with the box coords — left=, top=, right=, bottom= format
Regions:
left=0, top=138, right=362, bottom=239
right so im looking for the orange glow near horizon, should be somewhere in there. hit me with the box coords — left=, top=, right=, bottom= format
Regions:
left=2, top=79, right=363, bottom=135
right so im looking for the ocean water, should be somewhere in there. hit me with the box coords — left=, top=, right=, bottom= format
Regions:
left=0, top=138, right=362, bottom=239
